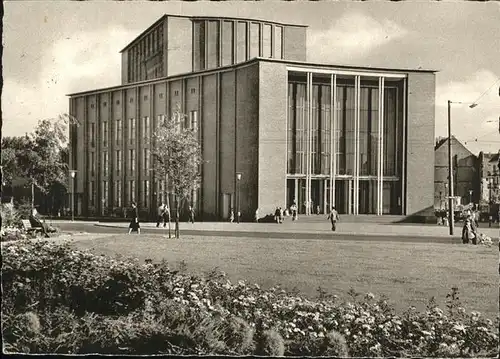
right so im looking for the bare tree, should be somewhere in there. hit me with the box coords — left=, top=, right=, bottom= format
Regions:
left=152, top=107, right=201, bottom=238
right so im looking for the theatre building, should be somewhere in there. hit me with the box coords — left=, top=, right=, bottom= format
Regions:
left=68, top=14, right=436, bottom=220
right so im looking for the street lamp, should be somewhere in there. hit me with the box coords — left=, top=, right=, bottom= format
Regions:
left=236, top=172, right=242, bottom=224
left=447, top=100, right=479, bottom=235
left=69, top=170, right=76, bottom=221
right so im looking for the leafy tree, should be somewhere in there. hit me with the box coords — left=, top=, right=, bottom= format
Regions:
left=152, top=108, right=202, bottom=238
left=1, top=114, right=78, bottom=208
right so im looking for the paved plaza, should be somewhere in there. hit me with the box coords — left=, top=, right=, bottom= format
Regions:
left=49, top=218, right=499, bottom=240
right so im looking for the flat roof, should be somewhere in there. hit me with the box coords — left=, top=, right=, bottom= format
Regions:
left=120, top=14, right=307, bottom=53
left=67, top=57, right=438, bottom=97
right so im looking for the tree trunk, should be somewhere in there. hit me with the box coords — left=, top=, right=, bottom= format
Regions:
left=175, top=194, right=180, bottom=238
left=31, top=181, right=35, bottom=209
left=168, top=209, right=172, bottom=239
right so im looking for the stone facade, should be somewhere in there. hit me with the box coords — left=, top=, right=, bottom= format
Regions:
left=68, top=14, right=437, bottom=220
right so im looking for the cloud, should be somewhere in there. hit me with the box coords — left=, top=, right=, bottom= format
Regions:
left=435, top=69, right=500, bottom=154
left=3, top=26, right=136, bottom=137
left=307, top=12, right=408, bottom=64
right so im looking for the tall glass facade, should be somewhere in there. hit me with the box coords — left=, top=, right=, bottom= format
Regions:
left=194, top=19, right=289, bottom=71
left=286, top=72, right=405, bottom=215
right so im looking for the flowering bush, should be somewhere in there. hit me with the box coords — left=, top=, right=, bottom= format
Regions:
left=1, top=202, right=23, bottom=227
left=2, top=239, right=498, bottom=356
left=1, top=226, right=29, bottom=242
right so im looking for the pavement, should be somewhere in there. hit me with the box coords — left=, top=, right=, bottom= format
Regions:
left=49, top=217, right=499, bottom=243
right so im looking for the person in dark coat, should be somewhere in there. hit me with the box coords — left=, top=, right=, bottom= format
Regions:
left=274, top=207, right=281, bottom=224
left=188, top=206, right=195, bottom=224
left=128, top=202, right=140, bottom=234
left=29, top=208, right=55, bottom=238
left=156, top=203, right=166, bottom=228
left=290, top=202, right=298, bottom=221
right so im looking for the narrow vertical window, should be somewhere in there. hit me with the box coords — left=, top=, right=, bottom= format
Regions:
left=143, top=148, right=150, bottom=175
left=90, top=123, right=96, bottom=147
left=207, top=21, right=220, bottom=69
left=129, top=118, right=136, bottom=144
left=90, top=152, right=95, bottom=176
left=263, top=24, right=272, bottom=58
left=189, top=110, right=198, bottom=130
left=115, top=119, right=122, bottom=144
left=275, top=26, right=283, bottom=59
left=129, top=149, right=136, bottom=173
left=102, top=151, right=109, bottom=177
left=102, top=121, right=108, bottom=147
left=143, top=116, right=150, bottom=139
left=250, top=23, right=260, bottom=58
left=237, top=22, right=247, bottom=63
left=222, top=21, right=234, bottom=66
left=115, top=180, right=122, bottom=207
left=89, top=181, right=95, bottom=207
left=129, top=180, right=136, bottom=203
left=193, top=21, right=206, bottom=71
left=102, top=180, right=108, bottom=209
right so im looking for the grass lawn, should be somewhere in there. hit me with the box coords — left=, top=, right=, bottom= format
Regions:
left=71, top=234, right=499, bottom=319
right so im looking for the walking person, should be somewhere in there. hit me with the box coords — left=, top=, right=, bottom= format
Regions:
left=128, top=202, right=140, bottom=235
left=156, top=203, right=166, bottom=228
left=327, top=206, right=339, bottom=232
left=279, top=207, right=284, bottom=224
left=274, top=207, right=281, bottom=224
left=229, top=209, right=234, bottom=223
left=290, top=202, right=298, bottom=221
left=254, top=208, right=259, bottom=223
left=188, top=206, right=195, bottom=224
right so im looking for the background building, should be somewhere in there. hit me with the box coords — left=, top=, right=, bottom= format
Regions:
left=478, top=151, right=500, bottom=207
left=68, top=14, right=437, bottom=220
left=434, top=136, right=479, bottom=209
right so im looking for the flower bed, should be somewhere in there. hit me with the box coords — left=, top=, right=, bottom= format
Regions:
left=1, top=226, right=30, bottom=242
left=2, top=239, right=498, bottom=356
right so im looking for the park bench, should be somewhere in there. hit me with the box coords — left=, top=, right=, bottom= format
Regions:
left=21, top=219, right=44, bottom=235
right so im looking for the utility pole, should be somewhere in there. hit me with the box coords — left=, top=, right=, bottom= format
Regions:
left=447, top=100, right=455, bottom=235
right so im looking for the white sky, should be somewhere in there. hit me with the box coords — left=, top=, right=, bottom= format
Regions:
left=2, top=1, right=500, bottom=154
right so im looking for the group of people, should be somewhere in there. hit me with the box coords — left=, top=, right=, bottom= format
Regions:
left=272, top=202, right=340, bottom=231
left=462, top=209, right=480, bottom=244
left=126, top=201, right=342, bottom=233
left=127, top=202, right=196, bottom=235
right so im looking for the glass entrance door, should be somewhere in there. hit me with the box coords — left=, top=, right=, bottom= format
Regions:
left=310, top=179, right=326, bottom=214
left=334, top=179, right=350, bottom=214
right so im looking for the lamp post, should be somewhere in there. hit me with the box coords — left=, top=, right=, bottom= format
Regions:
left=447, top=100, right=455, bottom=235
left=444, top=183, right=448, bottom=210
left=236, top=172, right=242, bottom=224
left=489, top=178, right=493, bottom=208
left=447, top=100, right=479, bottom=235
left=69, top=170, right=76, bottom=221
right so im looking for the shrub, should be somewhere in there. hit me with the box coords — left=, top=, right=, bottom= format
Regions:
left=254, top=318, right=285, bottom=356
left=257, top=329, right=285, bottom=356
left=222, top=316, right=255, bottom=355
left=2, top=311, right=44, bottom=353
left=1, top=226, right=29, bottom=242
left=1, top=203, right=22, bottom=228
left=320, top=330, right=349, bottom=357
left=2, top=239, right=498, bottom=357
